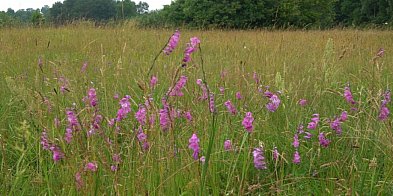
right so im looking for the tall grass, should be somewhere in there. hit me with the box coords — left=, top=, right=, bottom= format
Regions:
left=0, top=25, right=392, bottom=195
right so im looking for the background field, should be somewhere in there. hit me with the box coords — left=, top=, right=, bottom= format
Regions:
left=1, top=25, right=393, bottom=195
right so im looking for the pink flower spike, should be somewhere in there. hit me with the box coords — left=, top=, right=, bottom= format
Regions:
left=163, top=30, right=180, bottom=55
left=273, top=147, right=279, bottom=160
left=242, top=112, right=254, bottom=133
left=344, top=85, right=356, bottom=105
left=224, top=140, right=232, bottom=151
left=75, top=172, right=83, bottom=189
left=293, top=133, right=299, bottom=148
left=340, top=111, right=348, bottom=122
left=188, top=133, right=200, bottom=160
left=318, top=132, right=330, bottom=148
left=293, top=151, right=301, bottom=164
left=150, top=76, right=158, bottom=88
left=253, top=147, right=267, bottom=170
left=236, top=92, right=242, bottom=100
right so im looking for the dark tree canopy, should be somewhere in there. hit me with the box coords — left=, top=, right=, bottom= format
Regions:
left=138, top=0, right=393, bottom=28
left=0, top=0, right=392, bottom=28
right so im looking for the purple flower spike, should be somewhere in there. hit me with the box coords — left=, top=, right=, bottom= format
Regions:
left=188, top=133, right=200, bottom=160
left=379, top=90, right=391, bottom=121
left=75, top=172, right=83, bottom=189
left=87, top=88, right=98, bottom=107
left=273, top=147, right=279, bottom=160
left=163, top=30, right=180, bottom=55
left=85, top=162, right=98, bottom=172
left=41, top=129, right=50, bottom=150
left=50, top=145, right=64, bottom=162
left=169, top=76, right=187, bottom=97
left=253, top=147, right=267, bottom=170
left=293, top=133, right=299, bottom=148
left=340, top=111, right=348, bottom=122
left=184, top=111, right=193, bottom=122
left=150, top=76, right=158, bottom=88
left=224, top=100, right=237, bottom=115
left=266, top=94, right=281, bottom=112
left=116, top=95, right=131, bottom=122
left=182, top=37, right=200, bottom=64
left=298, top=99, right=307, bottom=106
left=196, top=79, right=208, bottom=100
left=224, top=140, right=232, bottom=151
left=209, top=93, right=215, bottom=113
left=81, top=61, right=88, bottom=73
left=236, top=92, right=242, bottom=100
left=293, top=150, right=301, bottom=164
left=330, top=118, right=342, bottom=135
left=344, top=85, right=356, bottom=105
left=242, top=112, right=254, bottom=133
left=135, top=105, right=147, bottom=126
left=318, top=132, right=330, bottom=148
left=307, top=114, right=319, bottom=130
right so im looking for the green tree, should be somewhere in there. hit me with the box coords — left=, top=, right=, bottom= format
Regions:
left=136, top=1, right=149, bottom=14
left=31, top=9, right=44, bottom=26
left=116, top=0, right=137, bottom=19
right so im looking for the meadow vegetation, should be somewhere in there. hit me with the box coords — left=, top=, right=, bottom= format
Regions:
left=0, top=25, right=392, bottom=195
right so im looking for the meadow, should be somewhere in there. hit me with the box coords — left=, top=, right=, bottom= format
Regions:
left=0, top=25, right=392, bottom=195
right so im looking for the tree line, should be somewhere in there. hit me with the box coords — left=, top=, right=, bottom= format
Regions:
left=0, top=0, right=392, bottom=29
left=139, top=0, right=393, bottom=29
left=0, top=0, right=149, bottom=27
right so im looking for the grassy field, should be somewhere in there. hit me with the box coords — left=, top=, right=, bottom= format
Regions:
left=0, top=25, right=393, bottom=195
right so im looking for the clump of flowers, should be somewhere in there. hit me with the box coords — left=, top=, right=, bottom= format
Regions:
left=253, top=147, right=267, bottom=169
left=242, top=112, right=254, bottom=133
left=188, top=133, right=200, bottom=160
left=169, top=76, right=188, bottom=97
left=163, top=30, right=180, bottom=55
left=224, top=100, right=237, bottom=115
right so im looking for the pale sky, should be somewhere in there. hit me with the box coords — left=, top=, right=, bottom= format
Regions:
left=0, top=0, right=172, bottom=12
